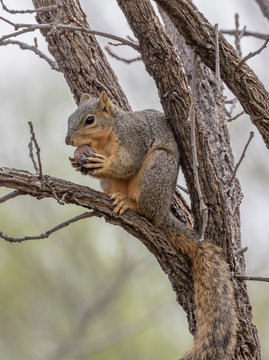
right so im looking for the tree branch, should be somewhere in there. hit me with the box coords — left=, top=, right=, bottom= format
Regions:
left=228, top=131, right=255, bottom=186
left=0, top=166, right=195, bottom=326
left=227, top=111, right=245, bottom=122
left=234, top=246, right=248, bottom=256
left=0, top=211, right=96, bottom=242
left=0, top=0, right=58, bottom=14
left=105, top=46, right=141, bottom=64
left=237, top=38, right=269, bottom=69
left=0, top=189, right=24, bottom=203
left=0, top=39, right=60, bottom=71
left=189, top=53, right=208, bottom=241
left=155, top=0, right=269, bottom=149
left=234, top=13, right=243, bottom=57
left=28, top=121, right=43, bottom=179
left=237, top=275, right=269, bottom=282
left=214, top=23, right=221, bottom=83
left=221, top=29, right=269, bottom=40
left=0, top=19, right=139, bottom=50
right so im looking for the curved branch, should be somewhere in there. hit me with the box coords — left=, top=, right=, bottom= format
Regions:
left=0, top=39, right=60, bottom=71
left=0, top=211, right=96, bottom=242
left=0, top=166, right=196, bottom=332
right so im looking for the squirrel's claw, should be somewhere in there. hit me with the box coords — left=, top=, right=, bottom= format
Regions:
left=111, top=193, right=137, bottom=215
left=111, top=192, right=125, bottom=204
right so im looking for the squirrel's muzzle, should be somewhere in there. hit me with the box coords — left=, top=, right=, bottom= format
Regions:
left=65, top=134, right=74, bottom=146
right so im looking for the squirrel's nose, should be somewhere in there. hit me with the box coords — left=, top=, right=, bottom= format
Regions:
left=65, top=134, right=74, bottom=146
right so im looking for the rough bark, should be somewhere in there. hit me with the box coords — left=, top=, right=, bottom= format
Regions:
left=32, top=0, right=131, bottom=110
left=155, top=0, right=269, bottom=150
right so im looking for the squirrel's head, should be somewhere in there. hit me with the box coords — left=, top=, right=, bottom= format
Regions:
left=65, top=91, right=116, bottom=147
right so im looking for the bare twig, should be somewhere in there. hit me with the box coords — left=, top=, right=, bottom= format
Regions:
left=239, top=26, right=247, bottom=41
left=237, top=275, right=269, bottom=283
left=105, top=46, right=141, bottom=63
left=28, top=122, right=43, bottom=179
left=237, top=38, right=269, bottom=69
left=0, top=39, right=60, bottom=71
left=177, top=185, right=189, bottom=195
left=0, top=18, right=139, bottom=50
left=234, top=14, right=242, bottom=57
left=225, top=98, right=238, bottom=118
left=28, top=136, right=39, bottom=175
left=214, top=24, right=221, bottom=83
left=227, top=111, right=245, bottom=122
left=228, top=131, right=255, bottom=185
left=0, top=211, right=96, bottom=243
left=0, top=190, right=24, bottom=203
left=0, top=0, right=58, bottom=14
left=225, top=98, right=238, bottom=105
left=189, top=53, right=208, bottom=242
left=234, top=246, right=248, bottom=256
left=222, top=29, right=269, bottom=41
left=126, top=35, right=138, bottom=43
left=0, top=15, right=16, bottom=27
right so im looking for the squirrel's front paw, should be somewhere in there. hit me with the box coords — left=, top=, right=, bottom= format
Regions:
left=82, top=153, right=109, bottom=176
left=69, top=157, right=89, bottom=175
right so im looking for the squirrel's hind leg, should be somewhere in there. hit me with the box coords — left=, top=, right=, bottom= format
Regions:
left=135, top=147, right=178, bottom=226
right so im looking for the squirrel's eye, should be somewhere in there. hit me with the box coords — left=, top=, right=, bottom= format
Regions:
left=84, top=116, right=95, bottom=126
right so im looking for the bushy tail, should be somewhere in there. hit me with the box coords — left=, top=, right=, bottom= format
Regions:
left=164, top=215, right=237, bottom=360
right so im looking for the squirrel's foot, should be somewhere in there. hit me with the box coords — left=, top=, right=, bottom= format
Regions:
left=82, top=153, right=108, bottom=176
left=111, top=193, right=137, bottom=215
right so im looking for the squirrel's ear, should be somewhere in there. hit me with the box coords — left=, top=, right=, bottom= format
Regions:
left=98, top=91, right=115, bottom=115
left=80, top=93, right=92, bottom=105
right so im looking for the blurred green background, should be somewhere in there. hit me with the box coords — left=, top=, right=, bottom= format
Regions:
left=0, top=1, right=268, bottom=359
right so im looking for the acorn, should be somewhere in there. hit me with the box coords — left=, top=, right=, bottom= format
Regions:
left=73, top=144, right=95, bottom=166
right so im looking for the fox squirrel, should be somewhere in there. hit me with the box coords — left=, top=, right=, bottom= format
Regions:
left=65, top=92, right=237, bottom=359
